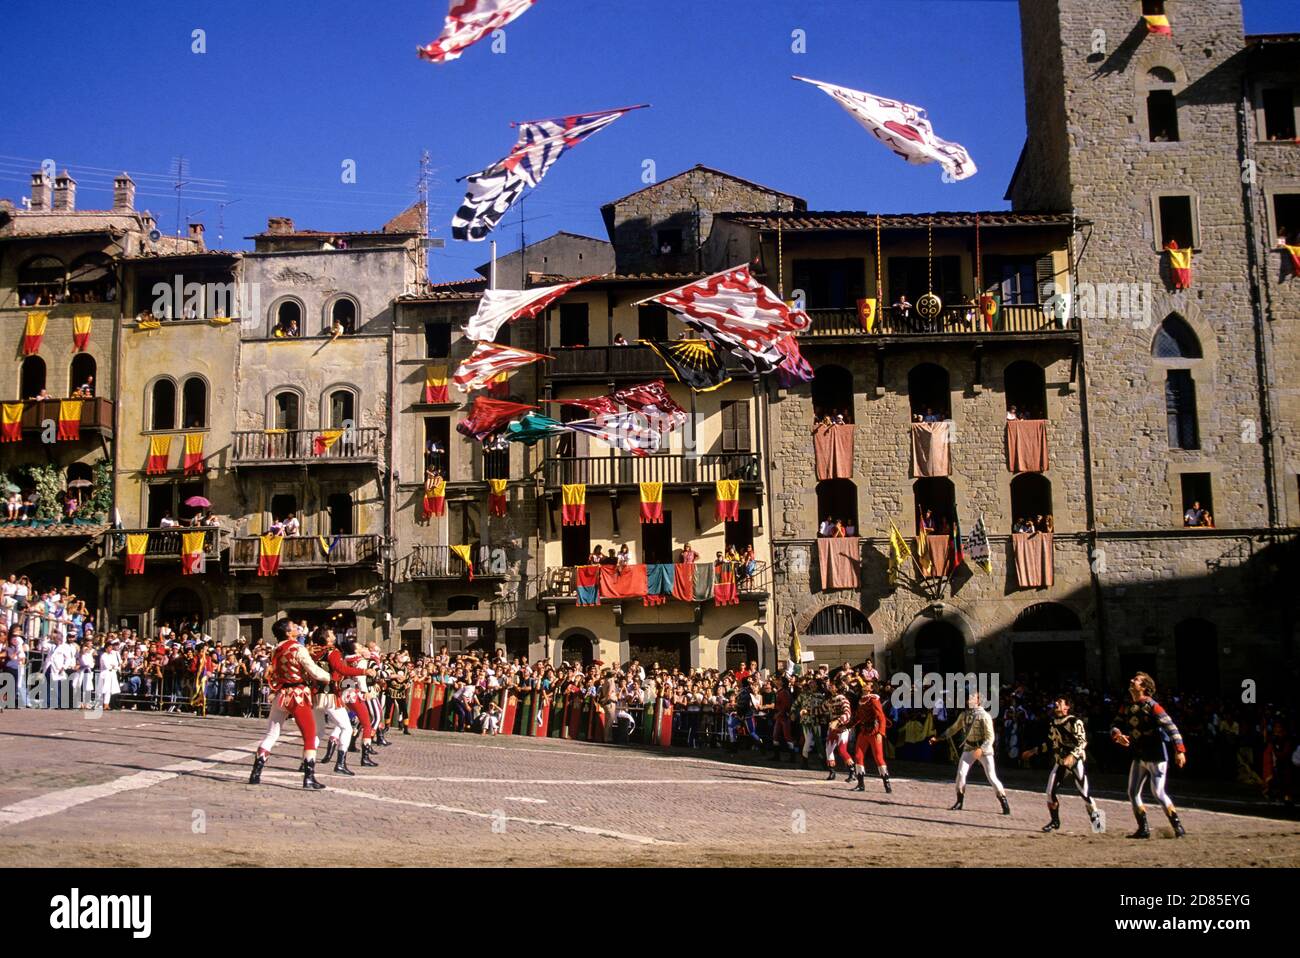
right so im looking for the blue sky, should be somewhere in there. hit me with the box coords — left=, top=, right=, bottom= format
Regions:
left=1, top=0, right=1295, bottom=282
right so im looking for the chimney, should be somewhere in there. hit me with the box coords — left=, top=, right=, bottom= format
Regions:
left=29, top=171, right=51, bottom=211
left=188, top=222, right=206, bottom=248
left=266, top=216, right=295, bottom=234
left=113, top=172, right=136, bottom=211
left=52, top=170, right=77, bottom=211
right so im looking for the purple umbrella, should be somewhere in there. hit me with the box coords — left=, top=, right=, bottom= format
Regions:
left=184, top=496, right=212, bottom=509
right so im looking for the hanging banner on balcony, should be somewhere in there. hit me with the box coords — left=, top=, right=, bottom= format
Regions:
left=424, top=364, right=450, bottom=403
left=313, top=430, right=343, bottom=456
left=464, top=279, right=594, bottom=342
left=643, top=338, right=732, bottom=392
left=575, top=564, right=601, bottom=606
left=793, top=76, right=978, bottom=182
left=181, top=532, right=207, bottom=575
left=715, top=479, right=740, bottom=522
left=566, top=412, right=661, bottom=457
left=1143, top=14, right=1172, bottom=35
left=146, top=435, right=172, bottom=475
left=1, top=403, right=23, bottom=442
left=257, top=534, right=284, bottom=576
left=856, top=298, right=877, bottom=334
left=887, top=521, right=913, bottom=587
left=488, top=478, right=508, bottom=517
left=183, top=433, right=205, bottom=475
left=318, top=533, right=341, bottom=557
left=645, top=564, right=674, bottom=606
left=72, top=314, right=92, bottom=351
left=124, top=534, right=148, bottom=575
left=453, top=342, right=551, bottom=392
left=504, top=412, right=569, bottom=445
left=1165, top=243, right=1193, bottom=289
left=418, top=0, right=538, bottom=63
left=1284, top=245, right=1300, bottom=276
left=450, top=543, right=475, bottom=580
left=422, top=477, right=446, bottom=519
left=639, top=482, right=663, bottom=523
left=23, top=312, right=47, bottom=355
left=561, top=483, right=586, bottom=525
left=599, top=563, right=648, bottom=601
left=713, top=562, right=740, bottom=606
left=979, top=292, right=999, bottom=331
left=457, top=395, right=536, bottom=442
left=57, top=400, right=82, bottom=441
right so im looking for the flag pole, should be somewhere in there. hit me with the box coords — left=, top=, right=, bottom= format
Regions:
left=509, top=103, right=651, bottom=127
left=490, top=241, right=497, bottom=291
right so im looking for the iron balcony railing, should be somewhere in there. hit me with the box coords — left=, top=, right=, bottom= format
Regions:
left=228, top=533, right=382, bottom=569
left=103, top=527, right=225, bottom=560
left=403, top=543, right=507, bottom=580
left=542, top=452, right=760, bottom=489
left=801, top=303, right=1071, bottom=337
left=14, top=397, right=115, bottom=435
left=231, top=427, right=383, bottom=465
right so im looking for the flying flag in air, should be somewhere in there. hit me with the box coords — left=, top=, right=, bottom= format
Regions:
left=488, top=478, right=509, bottom=517
left=643, top=338, right=732, bottom=392
left=418, top=0, right=539, bottom=63
left=457, top=396, right=536, bottom=442
left=1165, top=242, right=1193, bottom=289
left=450, top=544, right=476, bottom=580
left=464, top=279, right=595, bottom=342
left=966, top=513, right=993, bottom=574
left=181, top=532, right=206, bottom=575
left=774, top=334, right=814, bottom=385
left=183, top=433, right=205, bottom=475
left=2, top=403, right=24, bottom=442
left=452, top=105, right=646, bottom=242
left=72, top=314, right=92, bottom=351
left=147, top=435, right=172, bottom=474
left=125, top=534, right=148, bottom=575
left=638, top=266, right=811, bottom=369
left=561, top=483, right=586, bottom=525
left=1143, top=14, right=1172, bottom=35
left=504, top=412, right=570, bottom=446
left=639, top=482, right=664, bottom=524
left=23, top=312, right=47, bottom=355
left=424, top=364, right=450, bottom=403
left=566, top=412, right=662, bottom=457
left=715, top=480, right=740, bottom=523
left=57, top=400, right=82, bottom=441
left=452, top=342, right=551, bottom=392
left=546, top=380, right=688, bottom=432
left=257, top=534, right=284, bottom=576
left=793, top=76, right=977, bottom=182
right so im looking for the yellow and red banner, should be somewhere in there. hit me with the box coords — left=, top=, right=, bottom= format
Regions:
left=422, top=476, right=446, bottom=519
left=639, top=482, right=664, bottom=523
left=146, top=435, right=172, bottom=474
left=1283, top=244, right=1300, bottom=276
left=856, top=298, right=877, bottom=333
left=488, top=478, right=508, bottom=518
left=313, top=429, right=343, bottom=456
left=72, top=314, right=92, bottom=351
left=1, top=403, right=23, bottom=442
left=257, top=534, right=284, bottom=576
left=183, top=432, right=205, bottom=475
left=23, top=311, right=47, bottom=355
left=451, top=544, right=475, bottom=581
left=181, top=531, right=206, bottom=575
left=57, top=400, right=82, bottom=440
left=125, top=534, right=148, bottom=575
left=1166, top=244, right=1193, bottom=289
left=979, top=292, right=999, bottom=331
left=424, top=364, right=450, bottom=404
left=561, top=483, right=586, bottom=526
left=1143, top=14, right=1172, bottom=35
left=715, top=479, right=740, bottom=523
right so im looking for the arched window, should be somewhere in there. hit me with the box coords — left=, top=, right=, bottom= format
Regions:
left=1165, top=370, right=1199, bottom=449
left=150, top=379, right=176, bottom=430
left=807, top=605, right=872, bottom=635
left=816, top=479, right=858, bottom=535
left=448, top=596, right=480, bottom=612
left=67, top=252, right=114, bottom=303
left=561, top=632, right=595, bottom=668
left=725, top=634, right=758, bottom=672
left=20, top=356, right=47, bottom=398
left=913, top=477, right=955, bottom=533
left=1004, top=360, right=1047, bottom=419
left=273, top=299, right=303, bottom=337
left=327, top=389, right=355, bottom=429
left=17, top=255, right=64, bottom=306
left=1012, top=602, right=1081, bottom=632
left=181, top=377, right=207, bottom=428
left=913, top=620, right=964, bottom=674
left=1152, top=314, right=1202, bottom=359
left=1010, top=473, right=1053, bottom=527
left=329, top=297, right=357, bottom=335
left=908, top=363, right=950, bottom=420
left=272, top=391, right=300, bottom=431
left=69, top=354, right=96, bottom=396
left=811, top=364, right=854, bottom=422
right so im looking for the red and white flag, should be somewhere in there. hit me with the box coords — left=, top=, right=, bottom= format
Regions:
left=452, top=342, right=550, bottom=393
left=567, top=412, right=663, bottom=458
left=547, top=379, right=688, bottom=432
left=418, top=0, right=538, bottom=63
left=464, top=278, right=594, bottom=342
left=794, top=76, right=977, bottom=182
left=639, top=266, right=810, bottom=366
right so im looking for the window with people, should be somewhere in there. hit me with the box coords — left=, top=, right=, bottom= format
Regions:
left=908, top=363, right=951, bottom=423
left=1010, top=473, right=1054, bottom=534
left=811, top=364, right=854, bottom=426
left=817, top=479, right=858, bottom=538
left=913, top=477, right=955, bottom=534
left=17, top=255, right=65, bottom=306
left=1004, top=360, right=1047, bottom=421
left=272, top=300, right=302, bottom=339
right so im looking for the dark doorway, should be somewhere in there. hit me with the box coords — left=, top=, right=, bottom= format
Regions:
left=792, top=258, right=865, bottom=309
left=811, top=364, right=854, bottom=421
left=1004, top=360, right=1046, bottom=418
left=638, top=303, right=669, bottom=341
left=270, top=493, right=298, bottom=525
left=327, top=493, right=353, bottom=535
left=147, top=485, right=173, bottom=527
left=725, top=509, right=754, bottom=553
left=908, top=363, right=951, bottom=419
left=1174, top=619, right=1219, bottom=694
left=559, top=303, right=589, bottom=347
left=816, top=479, right=858, bottom=535
left=630, top=632, right=691, bottom=672
left=641, top=510, right=673, bottom=564
left=158, top=588, right=204, bottom=633
left=913, top=477, right=955, bottom=533
left=21, top=356, right=46, bottom=399
left=561, top=522, right=591, bottom=566
left=913, top=620, right=964, bottom=675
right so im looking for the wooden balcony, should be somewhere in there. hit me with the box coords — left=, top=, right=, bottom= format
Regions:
left=542, top=452, right=760, bottom=489
left=542, top=561, right=772, bottom=602
left=228, top=533, right=383, bottom=570
left=547, top=344, right=749, bottom=381
left=230, top=428, right=383, bottom=467
left=801, top=304, right=1075, bottom=340
left=403, top=543, right=507, bottom=581
left=15, top=397, right=114, bottom=436
left=102, top=527, right=225, bottom=560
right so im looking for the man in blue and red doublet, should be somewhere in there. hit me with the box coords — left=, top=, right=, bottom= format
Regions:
left=1110, top=672, right=1187, bottom=839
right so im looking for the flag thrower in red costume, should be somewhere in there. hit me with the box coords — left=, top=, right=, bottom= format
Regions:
left=307, top=627, right=372, bottom=777
left=851, top=679, right=892, bottom=793
left=248, top=618, right=332, bottom=790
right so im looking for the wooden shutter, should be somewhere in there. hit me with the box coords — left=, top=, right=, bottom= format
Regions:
left=722, top=401, right=750, bottom=452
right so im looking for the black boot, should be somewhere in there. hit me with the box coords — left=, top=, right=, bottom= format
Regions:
left=322, top=740, right=337, bottom=765
left=402, top=723, right=411, bottom=736
left=1129, top=810, right=1151, bottom=839
left=825, top=767, right=837, bottom=781
left=882, top=775, right=892, bottom=794
left=950, top=790, right=964, bottom=811
left=297, top=759, right=307, bottom=774
left=248, top=754, right=267, bottom=785
left=800, top=755, right=810, bottom=770
left=999, top=794, right=1011, bottom=816
left=1168, top=811, right=1185, bottom=838
left=843, top=768, right=855, bottom=783
left=376, top=728, right=391, bottom=746
left=348, top=737, right=359, bottom=753
left=1042, top=805, right=1061, bottom=832
left=361, top=743, right=379, bottom=767
left=302, top=759, right=325, bottom=790
left=855, top=772, right=866, bottom=792
left=334, top=751, right=355, bottom=777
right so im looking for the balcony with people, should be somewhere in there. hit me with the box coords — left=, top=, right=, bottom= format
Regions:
left=227, top=494, right=382, bottom=571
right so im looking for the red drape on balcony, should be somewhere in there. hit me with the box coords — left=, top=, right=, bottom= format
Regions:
left=813, top=423, right=854, bottom=480
left=910, top=422, right=950, bottom=478
left=599, top=564, right=649, bottom=600
left=817, top=536, right=860, bottom=591
left=1007, top=419, right=1049, bottom=473
left=1013, top=532, right=1054, bottom=588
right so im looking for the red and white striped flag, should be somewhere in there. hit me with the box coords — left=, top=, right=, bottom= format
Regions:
left=452, top=342, right=550, bottom=393
left=567, top=412, right=663, bottom=458
left=418, top=0, right=538, bottom=63
left=464, top=278, right=594, bottom=342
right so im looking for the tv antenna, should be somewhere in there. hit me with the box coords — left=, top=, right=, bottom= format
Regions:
left=171, top=156, right=190, bottom=237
